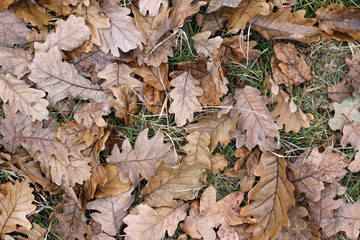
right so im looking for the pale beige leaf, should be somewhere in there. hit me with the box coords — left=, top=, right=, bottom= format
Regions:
left=107, top=128, right=177, bottom=185
left=345, top=51, right=360, bottom=92
left=327, top=80, right=354, bottom=103
left=0, top=46, right=32, bottom=78
left=169, top=71, right=204, bottom=126
left=240, top=151, right=295, bottom=240
left=110, top=86, right=140, bottom=125
left=34, top=15, right=90, bottom=52
left=88, top=188, right=134, bottom=236
left=92, top=233, right=116, bottom=240
left=196, top=10, right=227, bottom=35
left=341, top=122, right=360, bottom=172
left=0, top=180, right=36, bottom=238
left=99, top=0, right=145, bottom=57
left=182, top=131, right=212, bottom=169
left=29, top=46, right=109, bottom=106
left=192, top=31, right=223, bottom=59
left=0, top=74, right=49, bottom=121
left=207, top=0, right=242, bottom=12
left=210, top=154, right=228, bottom=173
left=123, top=203, right=188, bottom=240
left=287, top=147, right=348, bottom=202
left=73, top=101, right=111, bottom=128
left=0, top=9, right=31, bottom=47
left=11, top=223, right=47, bottom=240
left=139, top=0, right=168, bottom=17
left=230, top=86, right=282, bottom=151
left=329, top=93, right=360, bottom=131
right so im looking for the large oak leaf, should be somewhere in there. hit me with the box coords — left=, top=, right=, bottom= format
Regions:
left=0, top=46, right=32, bottom=78
left=0, top=9, right=31, bottom=47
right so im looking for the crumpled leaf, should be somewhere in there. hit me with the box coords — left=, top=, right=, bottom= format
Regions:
left=195, top=10, right=227, bottom=35
left=0, top=73, right=49, bottom=121
left=207, top=0, right=242, bottom=13
left=0, top=9, right=31, bottom=47
left=34, top=15, right=90, bottom=52
left=230, top=86, right=282, bottom=151
left=0, top=46, right=32, bottom=78
left=73, top=101, right=111, bottom=128
left=51, top=196, right=91, bottom=240
left=240, top=151, right=295, bottom=240
left=222, top=0, right=270, bottom=34
left=327, top=80, right=354, bottom=103
left=169, top=71, right=204, bottom=126
left=99, top=0, right=145, bottom=57
left=287, top=146, right=348, bottom=202
left=135, top=63, right=170, bottom=92
left=110, top=86, right=140, bottom=125
left=169, top=0, right=207, bottom=29
left=272, top=42, right=312, bottom=86
left=251, top=8, right=320, bottom=44
left=219, top=35, right=260, bottom=64
left=87, top=188, right=134, bottom=236
left=139, top=0, right=168, bottom=17
left=345, top=51, right=360, bottom=92
left=0, top=180, right=36, bottom=238
left=29, top=46, right=110, bottom=106
left=329, top=93, right=360, bottom=131
left=107, top=128, right=176, bottom=185
left=143, top=84, right=166, bottom=115
left=72, top=0, right=111, bottom=47
left=123, top=203, right=189, bottom=240
left=182, top=185, right=254, bottom=240
left=192, top=31, right=223, bottom=59
left=341, top=122, right=360, bottom=172
left=10, top=222, right=47, bottom=240
left=316, top=3, right=360, bottom=42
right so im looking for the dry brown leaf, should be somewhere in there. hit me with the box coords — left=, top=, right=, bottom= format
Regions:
left=0, top=74, right=49, bottom=121
left=73, top=101, right=111, bottom=128
left=91, top=233, right=116, bottom=240
left=222, top=0, right=270, bottom=34
left=192, top=31, right=223, bottom=59
left=123, top=202, right=189, bottom=240
left=0, top=9, right=31, bottom=47
left=34, top=15, right=90, bottom=52
left=98, top=63, right=143, bottom=91
left=169, top=0, right=207, bottom=29
left=107, top=128, right=176, bottom=185
left=271, top=90, right=314, bottom=133
left=329, top=93, right=360, bottom=131
left=135, top=63, right=170, bottom=91
left=207, top=0, right=242, bottom=12
left=99, top=0, right=145, bottom=57
left=0, top=0, right=14, bottom=10
left=182, top=131, right=212, bottom=169
left=51, top=196, right=91, bottom=240
left=35, top=0, right=72, bottom=15
left=341, top=122, right=360, bottom=172
left=230, top=86, right=282, bottom=151
left=188, top=112, right=239, bottom=151
left=251, top=9, right=320, bottom=44
left=22, top=161, right=59, bottom=193
left=287, top=147, right=348, bottom=202
left=316, top=3, right=360, bottom=42
left=0, top=46, right=32, bottom=78
left=240, top=151, right=295, bottom=240
left=0, top=180, right=36, bottom=238
left=182, top=185, right=254, bottom=240
left=219, top=35, right=260, bottom=64
left=139, top=0, right=168, bottom=17
left=21, top=121, right=92, bottom=187
left=272, top=43, right=312, bottom=86
left=29, top=46, right=109, bottom=106
left=10, top=222, right=47, bottom=240
left=210, top=153, right=228, bottom=173
left=141, top=161, right=207, bottom=207
left=345, top=51, right=360, bottom=92
left=195, top=10, right=227, bottom=35
left=143, top=83, right=166, bottom=115
left=72, top=0, right=111, bottom=47
left=268, top=0, right=296, bottom=10
left=110, top=86, right=140, bottom=125
left=169, top=71, right=204, bottom=126
left=327, top=80, right=354, bottom=103
left=87, top=188, right=134, bottom=236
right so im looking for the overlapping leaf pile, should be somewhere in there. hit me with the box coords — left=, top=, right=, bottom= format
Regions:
left=0, top=0, right=360, bottom=239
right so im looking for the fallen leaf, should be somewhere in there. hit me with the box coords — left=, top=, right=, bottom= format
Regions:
left=207, top=0, right=242, bottom=12
left=143, top=83, right=166, bottom=115
left=110, top=86, right=140, bottom=125
left=210, top=153, right=228, bottom=173
left=169, top=0, right=207, bottom=29
left=123, top=202, right=189, bottom=240
left=192, top=31, right=223, bottom=59
left=329, top=93, right=360, bottom=131
left=91, top=233, right=116, bottom=240
left=0, top=180, right=36, bottom=238
left=139, top=0, right=168, bottom=17
left=240, top=151, right=295, bottom=240
left=0, top=0, right=14, bottom=10
left=345, top=51, right=360, bottom=92
left=0, top=9, right=31, bottom=47
left=219, top=35, right=260, bottom=64
left=222, top=0, right=270, bottom=34
left=182, top=131, right=212, bottom=169
left=0, top=46, right=32, bottom=78
left=287, top=147, right=348, bottom=202
left=36, top=0, right=72, bottom=15
left=73, top=101, right=111, bottom=128
left=135, top=63, right=170, bottom=91
left=341, top=122, right=360, bottom=172
left=230, top=86, right=282, bottom=151
left=195, top=10, right=227, bottom=35
left=34, top=15, right=90, bottom=52
left=10, top=223, right=47, bottom=240
left=327, top=80, right=354, bottom=103
left=0, top=74, right=49, bottom=121
left=29, top=46, right=110, bottom=106
left=316, top=3, right=360, bottom=42
left=87, top=188, right=134, bottom=236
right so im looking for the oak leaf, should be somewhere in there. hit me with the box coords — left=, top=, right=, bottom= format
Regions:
left=222, top=0, right=270, bottom=34
left=287, top=147, right=348, bottom=202
left=181, top=131, right=212, bottom=169
left=0, top=9, right=31, bottom=47
left=207, top=0, right=242, bottom=12
left=29, top=46, right=109, bottom=106
left=195, top=10, right=227, bottom=35
left=107, top=128, right=176, bottom=185
left=0, top=180, right=36, bottom=238
left=0, top=46, right=32, bottom=78
left=341, top=122, right=360, bottom=172
left=0, top=74, right=49, bottom=121
left=9, top=223, right=46, bottom=240
left=230, top=86, right=282, bottom=151
left=219, top=35, right=260, bottom=64
left=72, top=0, right=111, bottom=47
left=345, top=51, right=360, bottom=92
left=51, top=196, right=91, bottom=240
left=91, top=233, right=116, bottom=240
left=0, top=0, right=14, bottom=10
left=73, top=101, right=111, bottom=128
left=110, top=86, right=140, bottom=125
left=99, top=0, right=145, bottom=57
left=192, top=31, right=223, bottom=59
left=87, top=188, right=134, bottom=236
left=135, top=63, right=170, bottom=91
left=143, top=84, right=166, bottom=115
left=182, top=185, right=254, bottom=240
left=240, top=151, right=295, bottom=240
left=139, top=0, right=168, bottom=17
left=34, top=15, right=90, bottom=52
left=123, top=203, right=189, bottom=240
left=251, top=9, right=320, bottom=44
left=327, top=80, right=354, bottom=103
left=329, top=93, right=360, bottom=131
left=169, top=0, right=207, bottom=29
left=210, top=154, right=228, bottom=173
